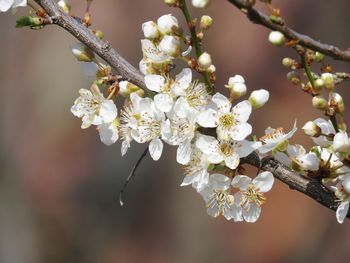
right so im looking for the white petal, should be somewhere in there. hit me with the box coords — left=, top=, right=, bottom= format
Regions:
left=144, top=74, right=165, bottom=92
left=210, top=174, right=231, bottom=191
left=252, top=171, right=274, bottom=192
left=195, top=134, right=218, bottom=155
left=154, top=93, right=174, bottom=113
left=299, top=153, right=320, bottom=171
left=176, top=140, right=192, bottom=165
left=232, top=100, right=252, bottom=123
left=230, top=122, right=252, bottom=141
left=196, top=108, right=218, bottom=128
left=98, top=122, right=119, bottom=146
left=0, top=0, right=13, bottom=12
left=173, top=97, right=191, bottom=118
left=342, top=176, right=350, bottom=193
left=234, top=140, right=256, bottom=158
left=228, top=204, right=243, bottom=222
left=12, top=0, right=26, bottom=8
left=98, top=100, right=118, bottom=124
left=149, top=138, right=163, bottom=161
left=212, top=93, right=231, bottom=113
left=336, top=201, right=349, bottom=224
left=224, top=152, right=240, bottom=170
left=121, top=140, right=130, bottom=156
left=231, top=175, right=251, bottom=190
left=243, top=203, right=261, bottom=223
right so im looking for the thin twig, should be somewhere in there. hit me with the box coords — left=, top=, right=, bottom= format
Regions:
left=227, top=0, right=350, bottom=61
left=119, top=148, right=148, bottom=207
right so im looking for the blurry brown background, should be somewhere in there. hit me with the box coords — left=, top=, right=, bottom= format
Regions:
left=0, top=1, right=350, bottom=262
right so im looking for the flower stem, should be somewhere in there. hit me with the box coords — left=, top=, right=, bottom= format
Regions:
left=178, top=0, right=213, bottom=93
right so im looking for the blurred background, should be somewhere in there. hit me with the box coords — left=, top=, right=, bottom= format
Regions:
left=0, top=0, right=350, bottom=262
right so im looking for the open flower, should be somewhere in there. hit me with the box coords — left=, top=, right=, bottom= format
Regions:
left=258, top=121, right=297, bottom=154
left=0, top=0, right=26, bottom=12
left=197, top=92, right=252, bottom=141
left=195, top=134, right=257, bottom=170
left=232, top=171, right=274, bottom=223
left=199, top=174, right=242, bottom=221
left=330, top=175, right=350, bottom=223
left=140, top=39, right=171, bottom=75
left=71, top=84, right=118, bottom=129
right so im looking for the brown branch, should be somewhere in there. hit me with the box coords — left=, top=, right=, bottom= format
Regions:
left=227, top=0, right=350, bottom=61
left=33, top=0, right=347, bottom=220
left=33, top=0, right=146, bottom=90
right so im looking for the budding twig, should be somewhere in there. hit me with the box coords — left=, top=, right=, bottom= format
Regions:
left=227, top=0, right=350, bottom=61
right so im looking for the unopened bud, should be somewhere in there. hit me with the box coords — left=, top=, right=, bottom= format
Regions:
left=282, top=57, right=295, bottom=68
left=71, top=43, right=95, bottom=62
left=200, top=15, right=213, bottom=30
left=225, top=75, right=246, bottom=100
left=198, top=52, right=212, bottom=70
left=321, top=73, right=335, bottom=90
left=287, top=71, right=301, bottom=85
left=207, top=64, right=216, bottom=74
left=142, top=21, right=160, bottom=39
left=329, top=92, right=345, bottom=113
left=302, top=121, right=321, bottom=137
left=119, top=81, right=144, bottom=97
left=159, top=35, right=181, bottom=57
left=249, top=89, right=270, bottom=109
left=312, top=96, right=327, bottom=110
left=58, top=0, right=71, bottom=14
left=315, top=52, right=325, bottom=63
left=314, top=78, right=324, bottom=90
left=192, top=0, right=210, bottom=8
left=268, top=31, right=285, bottom=46
left=157, top=14, right=179, bottom=35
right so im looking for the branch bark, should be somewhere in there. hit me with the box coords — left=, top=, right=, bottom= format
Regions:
left=227, top=0, right=350, bottom=61
left=33, top=0, right=348, bottom=219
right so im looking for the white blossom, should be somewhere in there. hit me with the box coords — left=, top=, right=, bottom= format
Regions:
left=333, top=132, right=350, bottom=154
left=197, top=92, right=252, bottom=141
left=258, top=121, right=297, bottom=154
left=142, top=21, right=160, bottom=39
left=71, top=85, right=118, bottom=129
left=192, top=0, right=210, bottom=8
left=199, top=174, right=242, bottom=221
left=248, top=89, right=270, bottom=109
left=98, top=120, right=119, bottom=146
left=195, top=134, right=257, bottom=170
left=232, top=171, right=274, bottom=223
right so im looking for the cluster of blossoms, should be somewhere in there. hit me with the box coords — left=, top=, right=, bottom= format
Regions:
left=5, top=0, right=350, bottom=224
left=69, top=11, right=279, bottom=223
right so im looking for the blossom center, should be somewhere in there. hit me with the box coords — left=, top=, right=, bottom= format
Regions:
left=259, top=127, right=284, bottom=143
left=219, top=114, right=235, bottom=129
left=207, top=190, right=234, bottom=216
left=219, top=142, right=233, bottom=157
left=241, top=185, right=266, bottom=207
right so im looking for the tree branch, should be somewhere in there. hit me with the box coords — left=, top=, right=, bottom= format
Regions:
left=227, top=0, right=350, bottom=61
left=33, top=0, right=146, bottom=90
left=33, top=0, right=347, bottom=219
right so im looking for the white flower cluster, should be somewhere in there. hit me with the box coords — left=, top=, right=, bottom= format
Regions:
left=69, top=13, right=281, bottom=223
left=269, top=117, right=350, bottom=223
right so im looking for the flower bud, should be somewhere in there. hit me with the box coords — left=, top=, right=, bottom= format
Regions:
left=198, top=52, right=212, bottom=70
left=314, top=78, right=324, bottom=90
left=282, top=57, right=295, bottom=68
left=225, top=75, right=247, bottom=99
left=321, top=73, right=335, bottom=90
left=159, top=35, right=181, bottom=57
left=142, top=21, right=160, bottom=39
left=302, top=121, right=321, bottom=137
left=200, top=15, right=213, bottom=30
left=329, top=92, right=345, bottom=113
left=315, top=52, right=325, bottom=62
left=268, top=31, right=285, bottom=46
left=164, top=0, right=176, bottom=6
left=333, top=132, right=350, bottom=153
left=287, top=71, right=301, bottom=85
left=119, top=81, right=144, bottom=97
left=192, top=0, right=210, bottom=8
left=312, top=96, right=327, bottom=110
left=207, top=64, right=216, bottom=74
left=58, top=0, right=71, bottom=14
left=71, top=43, right=95, bottom=62
left=249, top=89, right=269, bottom=109
left=157, top=14, right=179, bottom=35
